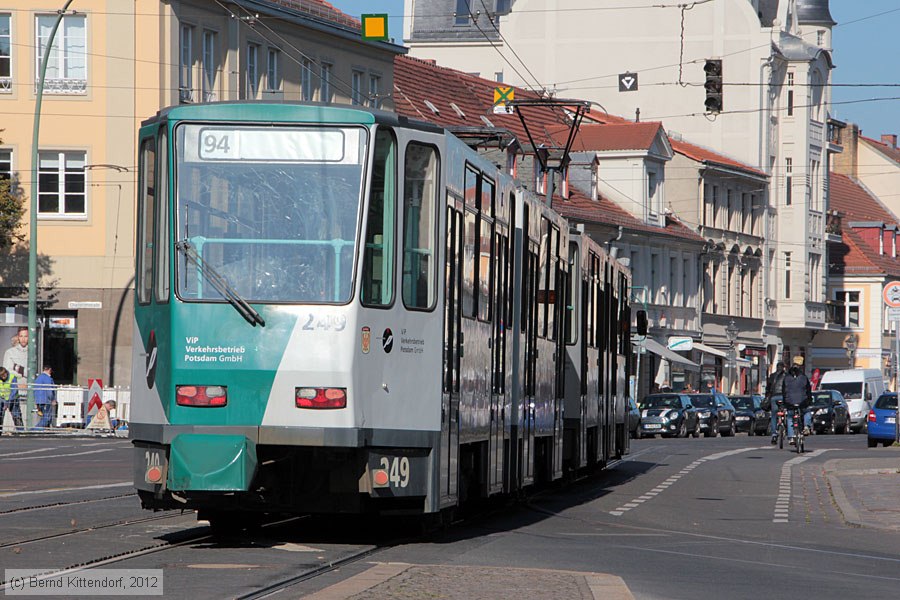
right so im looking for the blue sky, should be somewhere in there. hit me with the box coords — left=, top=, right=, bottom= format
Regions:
left=329, top=0, right=900, bottom=137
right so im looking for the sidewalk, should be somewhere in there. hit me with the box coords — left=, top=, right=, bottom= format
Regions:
left=825, top=452, right=900, bottom=532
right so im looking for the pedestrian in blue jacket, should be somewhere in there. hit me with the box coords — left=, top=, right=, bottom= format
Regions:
left=33, top=364, right=56, bottom=429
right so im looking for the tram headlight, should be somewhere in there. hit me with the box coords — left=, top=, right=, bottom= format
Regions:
left=296, top=387, right=347, bottom=409
left=176, top=385, right=227, bottom=407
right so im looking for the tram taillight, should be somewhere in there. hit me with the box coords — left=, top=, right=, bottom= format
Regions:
left=295, top=387, right=347, bottom=409
left=176, top=385, right=228, bottom=407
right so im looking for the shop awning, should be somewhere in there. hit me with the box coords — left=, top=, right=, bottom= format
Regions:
left=694, top=343, right=728, bottom=358
left=640, top=338, right=701, bottom=372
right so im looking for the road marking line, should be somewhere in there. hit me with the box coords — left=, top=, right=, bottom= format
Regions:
left=0, top=481, right=132, bottom=498
left=610, top=446, right=760, bottom=517
left=0, top=447, right=58, bottom=458
left=0, top=449, right=113, bottom=462
left=772, top=448, right=832, bottom=523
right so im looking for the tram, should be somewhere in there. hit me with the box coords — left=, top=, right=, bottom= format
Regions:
left=130, top=102, right=636, bottom=525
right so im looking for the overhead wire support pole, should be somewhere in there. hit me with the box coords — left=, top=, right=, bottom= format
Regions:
left=28, top=0, right=75, bottom=430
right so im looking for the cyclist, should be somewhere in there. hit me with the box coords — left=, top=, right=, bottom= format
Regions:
left=765, top=361, right=786, bottom=444
left=781, top=356, right=812, bottom=444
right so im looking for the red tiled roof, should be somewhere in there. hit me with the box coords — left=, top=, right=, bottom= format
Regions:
left=830, top=172, right=898, bottom=223
left=860, top=135, right=900, bottom=166
left=671, top=139, right=766, bottom=177
left=268, top=0, right=360, bottom=29
left=828, top=172, right=900, bottom=277
left=393, top=56, right=621, bottom=148
left=547, top=122, right=664, bottom=153
left=553, top=188, right=705, bottom=243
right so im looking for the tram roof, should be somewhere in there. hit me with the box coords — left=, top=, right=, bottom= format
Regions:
left=142, top=101, right=441, bottom=135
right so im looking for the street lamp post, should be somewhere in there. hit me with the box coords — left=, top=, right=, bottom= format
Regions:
left=28, top=1, right=74, bottom=428
left=725, top=319, right=740, bottom=394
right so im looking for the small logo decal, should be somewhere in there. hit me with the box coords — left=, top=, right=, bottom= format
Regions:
left=145, top=330, right=158, bottom=389
left=382, top=328, right=393, bottom=354
left=361, top=327, right=371, bottom=354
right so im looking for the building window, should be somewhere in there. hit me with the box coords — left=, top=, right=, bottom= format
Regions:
left=368, top=74, right=380, bottom=108
left=319, top=63, right=332, bottom=103
left=266, top=48, right=280, bottom=92
left=682, top=258, right=690, bottom=308
left=246, top=43, right=258, bottom=99
left=201, top=30, right=216, bottom=102
left=300, top=58, right=313, bottom=101
left=785, top=157, right=792, bottom=206
left=36, top=13, right=87, bottom=94
left=647, top=171, right=658, bottom=218
left=0, top=149, right=11, bottom=181
left=835, top=291, right=860, bottom=328
left=351, top=70, right=363, bottom=105
left=455, top=0, right=471, bottom=25
left=179, top=24, right=193, bottom=102
left=783, top=252, right=791, bottom=299
left=786, top=72, right=794, bottom=117
left=0, top=15, right=11, bottom=91
left=38, top=151, right=85, bottom=217
left=496, top=0, right=511, bottom=12
left=817, top=30, right=825, bottom=47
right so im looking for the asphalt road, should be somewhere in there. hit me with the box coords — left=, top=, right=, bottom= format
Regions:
left=0, top=434, right=897, bottom=599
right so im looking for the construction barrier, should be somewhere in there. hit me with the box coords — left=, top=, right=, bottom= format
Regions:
left=0, top=383, right=130, bottom=434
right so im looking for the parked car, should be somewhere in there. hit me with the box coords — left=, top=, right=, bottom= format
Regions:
left=729, top=394, right=769, bottom=435
left=637, top=394, right=700, bottom=438
left=818, top=369, right=884, bottom=433
left=626, top=397, right=641, bottom=439
left=867, top=392, right=898, bottom=448
left=809, top=390, right=851, bottom=434
left=685, top=393, right=736, bottom=437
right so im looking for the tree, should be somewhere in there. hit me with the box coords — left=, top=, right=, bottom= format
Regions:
left=0, top=135, right=25, bottom=250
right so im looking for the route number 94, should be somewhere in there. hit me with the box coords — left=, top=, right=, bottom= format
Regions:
left=378, top=456, right=410, bottom=488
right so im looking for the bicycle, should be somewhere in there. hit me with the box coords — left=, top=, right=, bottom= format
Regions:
left=775, top=402, right=787, bottom=450
left=791, top=408, right=805, bottom=454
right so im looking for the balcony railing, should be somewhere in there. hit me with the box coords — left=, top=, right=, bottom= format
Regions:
left=0, top=78, right=10, bottom=92
left=36, top=78, right=87, bottom=94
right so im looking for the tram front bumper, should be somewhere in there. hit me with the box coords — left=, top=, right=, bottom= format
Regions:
left=167, top=434, right=258, bottom=492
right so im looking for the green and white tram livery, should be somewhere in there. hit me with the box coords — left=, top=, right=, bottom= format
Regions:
left=131, top=102, right=634, bottom=525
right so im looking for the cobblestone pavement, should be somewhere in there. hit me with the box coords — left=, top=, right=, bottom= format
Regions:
left=824, top=455, right=900, bottom=532
left=305, top=564, right=633, bottom=600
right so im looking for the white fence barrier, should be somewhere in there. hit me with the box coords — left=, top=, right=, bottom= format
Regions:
left=0, top=384, right=131, bottom=433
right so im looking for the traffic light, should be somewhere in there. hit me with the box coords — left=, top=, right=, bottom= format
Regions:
left=704, top=59, right=723, bottom=113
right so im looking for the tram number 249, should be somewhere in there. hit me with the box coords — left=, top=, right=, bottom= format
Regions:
left=378, top=456, right=410, bottom=488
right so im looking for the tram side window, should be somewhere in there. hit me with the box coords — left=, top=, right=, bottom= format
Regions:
left=362, top=129, right=396, bottom=307
left=137, top=137, right=156, bottom=305
left=155, top=130, right=169, bottom=303
left=478, top=177, right=494, bottom=321
left=565, top=243, right=578, bottom=345
left=462, top=167, right=478, bottom=318
left=402, top=143, right=438, bottom=310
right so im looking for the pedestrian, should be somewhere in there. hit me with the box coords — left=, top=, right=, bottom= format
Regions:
left=781, top=356, right=813, bottom=442
left=33, top=364, right=56, bottom=430
left=0, top=366, right=23, bottom=432
left=3, top=327, right=28, bottom=382
left=683, top=383, right=694, bottom=393
left=765, top=361, right=786, bottom=444
left=659, top=380, right=672, bottom=392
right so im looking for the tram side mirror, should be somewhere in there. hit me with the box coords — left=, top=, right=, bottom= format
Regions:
left=636, top=310, right=648, bottom=336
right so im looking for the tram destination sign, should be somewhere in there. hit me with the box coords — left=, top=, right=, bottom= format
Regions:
left=182, top=125, right=362, bottom=164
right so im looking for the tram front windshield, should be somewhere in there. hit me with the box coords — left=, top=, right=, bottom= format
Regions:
left=175, top=124, right=366, bottom=303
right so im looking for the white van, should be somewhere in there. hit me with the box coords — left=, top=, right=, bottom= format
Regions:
left=818, top=369, right=885, bottom=433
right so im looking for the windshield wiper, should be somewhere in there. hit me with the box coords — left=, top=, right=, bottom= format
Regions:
left=175, top=239, right=266, bottom=327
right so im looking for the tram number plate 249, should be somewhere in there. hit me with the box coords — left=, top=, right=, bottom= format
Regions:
left=366, top=450, right=429, bottom=497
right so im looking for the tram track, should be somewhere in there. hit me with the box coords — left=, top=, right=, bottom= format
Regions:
left=0, top=492, right=137, bottom=516
left=0, top=509, right=193, bottom=550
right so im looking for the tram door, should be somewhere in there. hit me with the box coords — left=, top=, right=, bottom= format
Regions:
left=441, top=203, right=463, bottom=502
left=490, top=225, right=509, bottom=492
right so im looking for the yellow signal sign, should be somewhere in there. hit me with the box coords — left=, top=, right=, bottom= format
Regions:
left=361, top=14, right=389, bottom=41
left=493, top=86, right=514, bottom=105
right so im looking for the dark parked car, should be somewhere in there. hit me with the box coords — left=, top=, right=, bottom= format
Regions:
left=729, top=394, right=769, bottom=435
left=686, top=392, right=736, bottom=437
left=637, top=394, right=701, bottom=438
left=810, top=390, right=851, bottom=434
left=627, top=397, right=641, bottom=439
left=867, top=393, right=898, bottom=448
